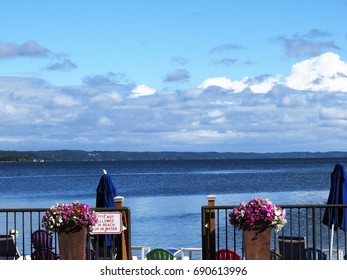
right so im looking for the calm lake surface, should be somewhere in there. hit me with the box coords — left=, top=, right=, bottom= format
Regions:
left=0, top=158, right=344, bottom=250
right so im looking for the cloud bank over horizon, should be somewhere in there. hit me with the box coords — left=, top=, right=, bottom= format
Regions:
left=1, top=51, right=347, bottom=153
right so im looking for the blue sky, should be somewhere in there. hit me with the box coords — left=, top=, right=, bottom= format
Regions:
left=1, top=0, right=347, bottom=152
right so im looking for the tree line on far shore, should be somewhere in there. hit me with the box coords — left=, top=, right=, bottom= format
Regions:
left=1, top=150, right=347, bottom=162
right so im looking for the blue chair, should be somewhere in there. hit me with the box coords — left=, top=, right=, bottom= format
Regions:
left=277, top=236, right=307, bottom=260
left=270, top=249, right=282, bottom=260
left=166, top=247, right=181, bottom=258
left=0, top=235, right=20, bottom=260
left=305, top=248, right=328, bottom=260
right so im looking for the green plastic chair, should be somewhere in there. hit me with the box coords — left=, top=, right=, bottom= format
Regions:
left=146, top=248, right=174, bottom=260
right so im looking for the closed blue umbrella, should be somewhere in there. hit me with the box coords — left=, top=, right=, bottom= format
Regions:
left=322, top=163, right=347, bottom=259
left=96, top=170, right=117, bottom=210
left=95, top=170, right=117, bottom=255
left=322, top=163, right=347, bottom=230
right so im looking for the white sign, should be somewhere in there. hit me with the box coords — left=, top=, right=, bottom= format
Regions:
left=92, top=212, right=122, bottom=234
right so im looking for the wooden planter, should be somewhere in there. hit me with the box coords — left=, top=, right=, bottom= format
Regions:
left=58, top=227, right=86, bottom=260
left=243, top=227, right=271, bottom=260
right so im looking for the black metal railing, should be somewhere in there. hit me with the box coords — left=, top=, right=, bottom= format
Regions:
left=202, top=202, right=347, bottom=260
left=3, top=202, right=346, bottom=260
left=0, top=207, right=131, bottom=260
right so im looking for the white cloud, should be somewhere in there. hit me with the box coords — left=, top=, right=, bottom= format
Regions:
left=53, top=95, right=80, bottom=107
left=130, top=84, right=156, bottom=98
left=207, top=110, right=223, bottom=118
left=3, top=105, right=17, bottom=115
left=190, top=120, right=200, bottom=127
left=249, top=76, right=279, bottom=93
left=90, top=92, right=123, bottom=105
left=228, top=79, right=249, bottom=93
left=210, top=117, right=226, bottom=124
left=199, top=76, right=279, bottom=93
left=0, top=104, right=31, bottom=122
left=279, top=94, right=308, bottom=107
left=72, top=137, right=90, bottom=144
left=199, top=77, right=235, bottom=90
left=285, top=52, right=347, bottom=91
left=167, top=129, right=223, bottom=141
left=206, top=110, right=226, bottom=124
left=97, top=117, right=113, bottom=126
left=319, top=107, right=347, bottom=120
left=183, top=88, right=203, bottom=99
left=0, top=137, right=23, bottom=143
left=199, top=52, right=347, bottom=95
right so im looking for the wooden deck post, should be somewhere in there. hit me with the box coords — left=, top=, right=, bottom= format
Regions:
left=114, top=196, right=132, bottom=260
left=202, top=195, right=216, bottom=260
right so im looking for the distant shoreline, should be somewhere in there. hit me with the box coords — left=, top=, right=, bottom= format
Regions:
left=1, top=150, right=347, bottom=162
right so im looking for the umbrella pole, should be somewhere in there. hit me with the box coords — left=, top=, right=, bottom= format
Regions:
left=330, top=224, right=334, bottom=260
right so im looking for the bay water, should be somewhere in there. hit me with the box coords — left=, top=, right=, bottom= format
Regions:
left=0, top=157, right=343, bottom=252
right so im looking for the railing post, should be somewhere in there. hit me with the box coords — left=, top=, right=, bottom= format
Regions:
left=114, top=196, right=123, bottom=208
left=114, top=196, right=132, bottom=260
left=202, top=195, right=216, bottom=260
left=312, top=206, right=317, bottom=260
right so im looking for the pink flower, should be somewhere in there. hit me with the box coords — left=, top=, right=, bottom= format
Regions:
left=229, top=198, right=286, bottom=232
left=42, top=201, right=98, bottom=233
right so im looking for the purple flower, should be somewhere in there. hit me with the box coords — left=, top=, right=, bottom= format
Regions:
left=42, top=201, right=98, bottom=233
left=229, top=198, right=287, bottom=232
